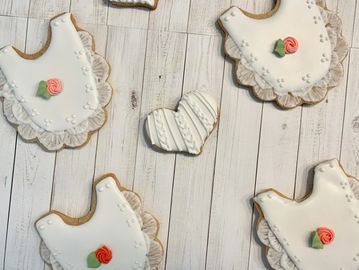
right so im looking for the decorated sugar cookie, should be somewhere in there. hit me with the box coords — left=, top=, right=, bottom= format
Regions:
left=109, top=0, right=158, bottom=10
left=254, top=160, right=359, bottom=270
left=0, top=13, right=112, bottom=151
left=145, top=91, right=219, bottom=155
left=36, top=174, right=163, bottom=270
left=219, top=0, right=348, bottom=109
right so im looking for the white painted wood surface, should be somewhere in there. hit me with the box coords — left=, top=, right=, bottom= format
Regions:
left=0, top=0, right=358, bottom=269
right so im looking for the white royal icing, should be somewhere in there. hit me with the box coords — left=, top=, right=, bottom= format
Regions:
left=37, top=176, right=162, bottom=270
left=220, top=0, right=332, bottom=95
left=110, top=0, right=156, bottom=7
left=145, top=91, right=219, bottom=155
left=255, top=160, right=359, bottom=270
left=0, top=13, right=112, bottom=150
left=0, top=13, right=99, bottom=132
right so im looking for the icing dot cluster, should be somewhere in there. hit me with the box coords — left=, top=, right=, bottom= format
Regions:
left=302, top=74, right=311, bottom=84
left=83, top=102, right=96, bottom=110
left=223, top=10, right=237, bottom=22
left=117, top=202, right=128, bottom=212
left=134, top=241, right=142, bottom=249
left=44, top=119, right=53, bottom=128
left=132, top=260, right=144, bottom=270
left=65, top=114, right=77, bottom=125
left=306, top=0, right=315, bottom=9
left=126, top=217, right=137, bottom=227
left=261, top=67, right=270, bottom=77
left=53, top=18, right=66, bottom=27
left=0, top=46, right=10, bottom=55
left=320, top=34, right=329, bottom=43
left=38, top=218, right=54, bottom=231
left=10, top=80, right=18, bottom=89
left=277, top=78, right=285, bottom=88
left=321, top=53, right=330, bottom=63
left=31, top=109, right=40, bottom=117
left=313, top=15, right=322, bottom=24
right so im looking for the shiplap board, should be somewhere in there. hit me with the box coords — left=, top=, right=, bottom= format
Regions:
left=0, top=15, right=27, bottom=269
left=29, top=0, right=70, bottom=19
left=70, top=0, right=109, bottom=25
left=148, top=0, right=190, bottom=32
left=341, top=49, right=359, bottom=176
left=95, top=26, right=148, bottom=185
left=165, top=33, right=224, bottom=270
left=0, top=0, right=358, bottom=269
left=133, top=29, right=188, bottom=270
left=3, top=18, right=56, bottom=270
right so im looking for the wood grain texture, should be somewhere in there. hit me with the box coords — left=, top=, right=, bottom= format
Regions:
left=133, top=29, right=188, bottom=270
left=165, top=33, right=224, bottom=270
left=3, top=18, right=56, bottom=270
left=0, top=15, right=27, bottom=269
left=0, top=0, right=357, bottom=269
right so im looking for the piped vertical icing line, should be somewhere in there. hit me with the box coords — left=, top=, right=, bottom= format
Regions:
left=179, top=102, right=205, bottom=144
left=183, top=95, right=210, bottom=135
left=162, top=108, right=180, bottom=151
left=174, top=110, right=198, bottom=154
left=153, top=110, right=170, bottom=151
left=146, top=114, right=158, bottom=147
left=193, top=92, right=218, bottom=121
left=144, top=91, right=219, bottom=155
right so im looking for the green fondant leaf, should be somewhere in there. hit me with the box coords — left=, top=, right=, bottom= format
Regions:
left=274, top=39, right=286, bottom=58
left=36, top=81, right=51, bottom=100
left=87, top=252, right=101, bottom=268
left=311, top=231, right=324, bottom=249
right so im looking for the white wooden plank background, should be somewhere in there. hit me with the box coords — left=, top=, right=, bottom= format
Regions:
left=0, top=0, right=358, bottom=269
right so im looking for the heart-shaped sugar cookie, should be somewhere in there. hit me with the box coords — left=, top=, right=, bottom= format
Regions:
left=145, top=91, right=219, bottom=155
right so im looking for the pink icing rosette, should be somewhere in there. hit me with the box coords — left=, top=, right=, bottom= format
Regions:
left=317, top=227, right=335, bottom=245
left=283, top=37, right=299, bottom=54
left=47, top=79, right=62, bottom=96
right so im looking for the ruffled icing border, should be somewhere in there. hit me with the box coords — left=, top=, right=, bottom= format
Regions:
left=221, top=0, right=348, bottom=109
left=39, top=174, right=163, bottom=270
left=255, top=161, right=359, bottom=270
left=0, top=16, right=112, bottom=151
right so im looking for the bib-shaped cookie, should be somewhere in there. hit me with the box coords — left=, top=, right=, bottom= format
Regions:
left=109, top=0, right=158, bottom=10
left=36, top=175, right=163, bottom=270
left=254, top=160, right=359, bottom=269
left=0, top=13, right=112, bottom=150
left=219, top=0, right=347, bottom=109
